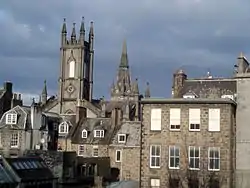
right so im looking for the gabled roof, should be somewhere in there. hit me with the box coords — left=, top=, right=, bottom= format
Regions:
left=110, top=121, right=141, bottom=146
left=5, top=157, right=55, bottom=181
left=0, top=159, right=16, bottom=184
left=0, top=105, right=29, bottom=129
left=70, top=118, right=116, bottom=145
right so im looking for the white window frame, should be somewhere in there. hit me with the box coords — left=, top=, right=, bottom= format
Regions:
left=150, top=108, right=162, bottom=131
left=118, top=134, right=126, bottom=143
left=58, top=122, right=68, bottom=134
left=150, top=178, right=160, bottom=188
left=169, top=146, right=180, bottom=169
left=115, top=150, right=122, bottom=162
left=92, top=146, right=99, bottom=157
left=94, top=130, right=104, bottom=138
left=82, top=129, right=87, bottom=138
left=150, top=145, right=161, bottom=168
left=69, top=61, right=75, bottom=78
left=208, top=147, right=220, bottom=171
left=208, top=108, right=220, bottom=132
left=170, top=108, right=181, bottom=130
left=189, top=146, right=200, bottom=170
left=189, top=109, right=201, bottom=131
left=10, top=133, right=19, bottom=148
left=78, top=145, right=84, bottom=156
left=6, top=113, right=17, bottom=125
left=183, top=94, right=195, bottom=99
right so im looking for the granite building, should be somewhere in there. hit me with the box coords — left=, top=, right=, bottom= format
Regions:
left=140, top=98, right=236, bottom=188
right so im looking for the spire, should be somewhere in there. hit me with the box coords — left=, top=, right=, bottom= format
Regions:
left=80, top=17, right=85, bottom=33
left=119, top=39, right=129, bottom=68
left=89, top=21, right=94, bottom=37
left=145, top=82, right=151, bottom=98
left=71, top=23, right=76, bottom=43
left=41, top=80, right=47, bottom=104
left=61, top=18, right=67, bottom=34
left=133, top=78, right=139, bottom=95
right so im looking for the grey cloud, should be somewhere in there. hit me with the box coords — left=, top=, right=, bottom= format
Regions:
left=0, top=0, right=249, bottom=100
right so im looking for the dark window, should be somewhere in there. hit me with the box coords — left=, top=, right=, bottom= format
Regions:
left=169, top=178, right=179, bottom=188
left=209, top=178, right=220, bottom=188
left=188, top=178, right=199, bottom=188
left=190, top=123, right=200, bottom=130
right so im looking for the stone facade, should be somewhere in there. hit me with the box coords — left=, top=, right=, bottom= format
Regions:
left=140, top=98, right=236, bottom=188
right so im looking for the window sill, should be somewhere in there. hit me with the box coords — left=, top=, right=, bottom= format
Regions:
left=208, top=169, right=220, bottom=171
left=150, top=130, right=162, bottom=132
left=189, top=129, right=200, bottom=132
left=10, top=146, right=18, bottom=149
left=189, top=168, right=200, bottom=171
left=115, top=161, right=121, bottom=163
left=169, top=167, right=180, bottom=170
left=170, top=129, right=181, bottom=132
left=150, top=166, right=161, bottom=169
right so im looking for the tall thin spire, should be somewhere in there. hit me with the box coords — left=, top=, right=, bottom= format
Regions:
left=89, top=21, right=94, bottom=37
left=119, top=39, right=129, bottom=68
left=61, top=18, right=67, bottom=34
left=80, top=17, right=85, bottom=33
left=41, top=80, right=47, bottom=104
left=145, top=82, right=151, bottom=98
left=71, top=23, right=76, bottom=43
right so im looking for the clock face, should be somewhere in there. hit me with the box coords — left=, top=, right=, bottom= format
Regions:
left=67, top=85, right=74, bottom=93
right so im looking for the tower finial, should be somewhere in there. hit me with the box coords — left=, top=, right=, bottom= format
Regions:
left=61, top=18, right=67, bottom=34
left=41, top=80, right=47, bottom=105
left=145, top=82, right=151, bottom=98
left=80, top=17, right=85, bottom=34
left=89, top=21, right=94, bottom=36
left=119, top=39, right=129, bottom=68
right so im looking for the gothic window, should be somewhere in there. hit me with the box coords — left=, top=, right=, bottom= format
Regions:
left=82, top=129, right=88, bottom=138
left=10, top=133, right=19, bottom=148
left=59, top=122, right=69, bottom=134
left=69, top=61, right=75, bottom=78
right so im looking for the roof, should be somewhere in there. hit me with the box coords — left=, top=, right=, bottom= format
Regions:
left=141, top=98, right=237, bottom=106
left=5, top=157, right=55, bottom=182
left=70, top=118, right=116, bottom=145
left=182, top=78, right=236, bottom=98
left=0, top=160, right=16, bottom=184
left=110, top=121, right=141, bottom=147
left=0, top=105, right=29, bottom=129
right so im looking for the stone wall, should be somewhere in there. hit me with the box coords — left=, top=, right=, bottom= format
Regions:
left=140, top=102, right=235, bottom=188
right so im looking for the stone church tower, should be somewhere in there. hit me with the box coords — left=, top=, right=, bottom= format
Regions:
left=58, top=18, right=94, bottom=114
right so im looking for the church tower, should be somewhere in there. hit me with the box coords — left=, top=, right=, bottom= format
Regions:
left=58, top=18, right=94, bottom=114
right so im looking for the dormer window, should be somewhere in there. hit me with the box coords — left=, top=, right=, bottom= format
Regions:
left=118, top=134, right=126, bottom=143
left=59, top=122, right=69, bottom=134
left=6, top=113, right=17, bottom=125
left=183, top=94, right=196, bottom=99
left=82, top=129, right=88, bottom=138
left=94, top=130, right=104, bottom=138
left=221, top=94, right=234, bottom=100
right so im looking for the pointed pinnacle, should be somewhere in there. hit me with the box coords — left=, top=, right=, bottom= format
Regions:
left=61, top=18, right=67, bottom=34
left=80, top=17, right=85, bottom=33
left=89, top=21, right=94, bottom=36
left=119, top=39, right=129, bottom=68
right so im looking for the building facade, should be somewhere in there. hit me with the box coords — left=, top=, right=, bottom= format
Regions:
left=140, top=98, right=236, bottom=188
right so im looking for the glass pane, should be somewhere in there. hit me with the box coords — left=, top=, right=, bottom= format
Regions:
left=214, top=150, right=219, bottom=158
left=189, top=148, right=194, bottom=157
left=156, top=146, right=160, bottom=156
left=176, top=157, right=180, bottom=167
left=209, top=150, right=214, bottom=158
left=151, top=157, right=156, bottom=166
left=170, top=147, right=175, bottom=156
left=170, top=158, right=175, bottom=167
left=156, top=157, right=160, bottom=167
left=195, top=159, right=199, bottom=168
left=189, top=158, right=194, bottom=168
left=151, top=146, right=155, bottom=155
left=176, top=148, right=180, bottom=156
left=209, top=159, right=214, bottom=169
left=195, top=149, right=199, bottom=157
left=215, top=159, right=220, bottom=169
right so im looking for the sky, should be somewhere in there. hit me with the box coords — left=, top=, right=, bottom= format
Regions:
left=0, top=0, right=250, bottom=104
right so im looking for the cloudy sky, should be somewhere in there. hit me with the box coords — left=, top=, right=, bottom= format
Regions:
left=0, top=0, right=249, bottom=104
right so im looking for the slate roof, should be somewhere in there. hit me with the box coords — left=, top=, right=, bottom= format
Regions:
left=70, top=118, right=116, bottom=145
left=0, top=160, right=16, bottom=184
left=110, top=121, right=141, bottom=147
left=182, top=78, right=236, bottom=98
left=0, top=105, right=29, bottom=129
left=6, top=157, right=55, bottom=182
left=0, top=89, right=5, bottom=99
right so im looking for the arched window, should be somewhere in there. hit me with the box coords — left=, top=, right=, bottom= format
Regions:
left=82, top=129, right=88, bottom=138
left=69, top=61, right=75, bottom=78
left=59, top=122, right=68, bottom=134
